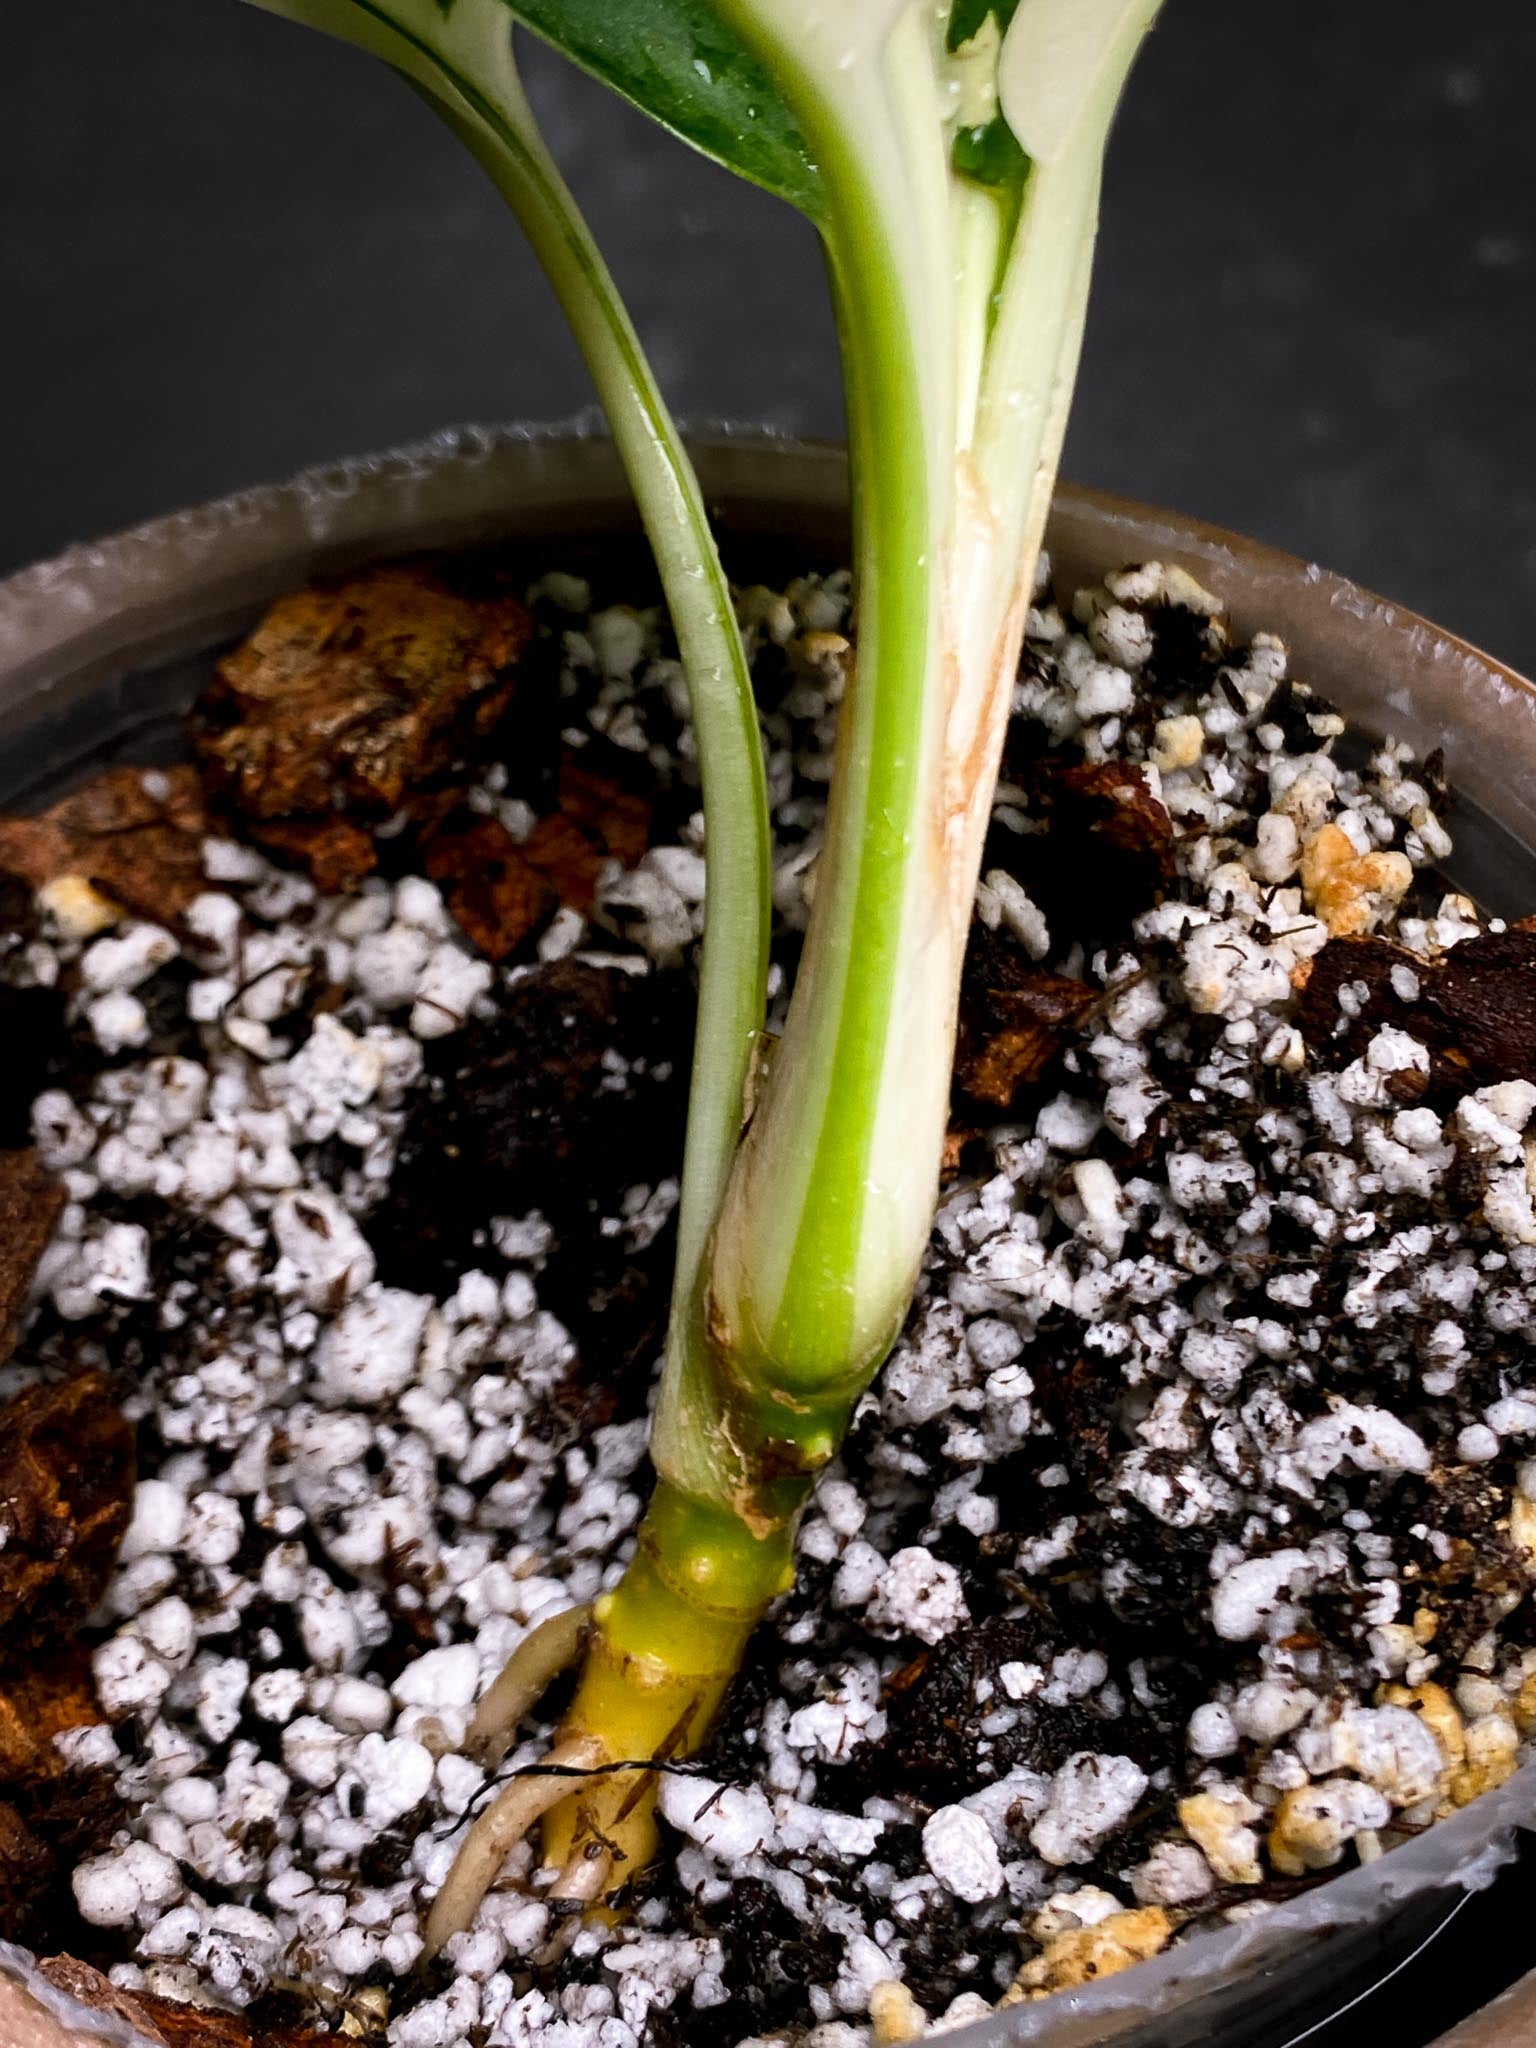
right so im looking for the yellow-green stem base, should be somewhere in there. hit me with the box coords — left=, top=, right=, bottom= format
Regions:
left=541, top=1480, right=795, bottom=1887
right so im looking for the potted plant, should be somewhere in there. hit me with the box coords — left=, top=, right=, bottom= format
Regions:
left=217, top=0, right=1171, bottom=1935
left=0, top=3, right=1534, bottom=2044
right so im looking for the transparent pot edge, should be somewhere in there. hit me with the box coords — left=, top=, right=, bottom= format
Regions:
left=4, top=419, right=1535, bottom=846
left=0, top=421, right=1531, bottom=2048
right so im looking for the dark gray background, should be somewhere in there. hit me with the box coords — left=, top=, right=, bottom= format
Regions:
left=2, top=3, right=1534, bottom=674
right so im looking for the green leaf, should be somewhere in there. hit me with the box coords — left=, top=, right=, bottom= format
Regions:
left=505, top=0, right=822, bottom=219
left=946, top=0, right=1020, bottom=54
left=951, top=113, right=1027, bottom=187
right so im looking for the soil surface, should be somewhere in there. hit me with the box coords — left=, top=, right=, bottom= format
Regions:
left=0, top=548, right=1534, bottom=2047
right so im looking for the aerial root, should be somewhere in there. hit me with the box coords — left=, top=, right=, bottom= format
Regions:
left=464, top=1603, right=593, bottom=1770
left=421, top=1732, right=608, bottom=1961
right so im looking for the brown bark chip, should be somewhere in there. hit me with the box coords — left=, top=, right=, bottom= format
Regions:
left=557, top=755, right=653, bottom=870
left=0, top=1151, right=65, bottom=1363
left=1046, top=759, right=1176, bottom=889
left=992, top=753, right=1176, bottom=938
left=515, top=759, right=656, bottom=916
left=0, top=1796, right=56, bottom=1904
left=0, top=1647, right=101, bottom=1781
left=959, top=975, right=1099, bottom=1109
left=1297, top=928, right=1536, bottom=1090
left=127, top=1997, right=344, bottom=2048
left=0, top=765, right=210, bottom=925
left=0, top=1370, right=135, bottom=1645
left=423, top=814, right=555, bottom=961
left=0, top=1674, right=123, bottom=1953
left=956, top=926, right=1098, bottom=1110
left=243, top=814, right=379, bottom=895
left=520, top=811, right=608, bottom=912
left=30, top=1961, right=171, bottom=2047
left=418, top=745, right=658, bottom=960
left=1433, top=928, right=1536, bottom=1079
left=31, top=1963, right=347, bottom=2048
left=0, top=1765, right=122, bottom=1957
left=196, top=561, right=533, bottom=881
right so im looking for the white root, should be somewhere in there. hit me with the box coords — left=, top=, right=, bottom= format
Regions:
left=422, top=1732, right=609, bottom=1959
left=547, top=1842, right=616, bottom=1907
left=464, top=1603, right=593, bottom=1769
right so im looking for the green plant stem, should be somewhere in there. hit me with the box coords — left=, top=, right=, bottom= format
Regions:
left=649, top=30, right=954, bottom=1541
left=654, top=0, right=1157, bottom=1541
left=241, top=0, right=771, bottom=1321
left=429, top=9, right=773, bottom=1317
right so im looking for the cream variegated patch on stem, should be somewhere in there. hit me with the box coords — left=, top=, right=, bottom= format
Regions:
left=1000, top=0, right=1165, bottom=166
left=692, top=0, right=1157, bottom=1471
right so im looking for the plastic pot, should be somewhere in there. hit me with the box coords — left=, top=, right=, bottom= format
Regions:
left=0, top=425, right=1533, bottom=2048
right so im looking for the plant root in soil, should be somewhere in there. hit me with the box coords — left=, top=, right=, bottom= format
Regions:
left=420, top=1732, right=608, bottom=1960
left=427, top=1484, right=794, bottom=1949
left=464, top=1602, right=593, bottom=1772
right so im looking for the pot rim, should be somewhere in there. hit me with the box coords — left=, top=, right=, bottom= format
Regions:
left=1, top=421, right=1534, bottom=2048
left=0, top=413, right=1526, bottom=691
left=5, top=416, right=1534, bottom=852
